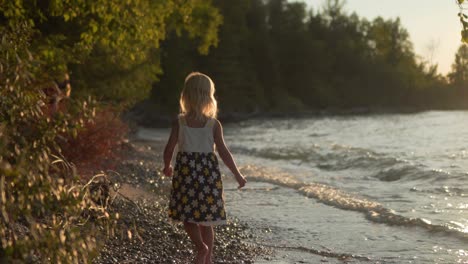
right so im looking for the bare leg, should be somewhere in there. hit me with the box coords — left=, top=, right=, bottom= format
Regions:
left=200, top=225, right=214, bottom=264
left=184, top=222, right=208, bottom=264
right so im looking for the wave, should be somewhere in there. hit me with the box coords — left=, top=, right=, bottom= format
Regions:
left=231, top=145, right=320, bottom=162
left=410, top=185, right=467, bottom=197
left=241, top=165, right=468, bottom=242
left=371, top=164, right=457, bottom=183
left=233, top=144, right=462, bottom=183
left=232, top=144, right=402, bottom=170
left=258, top=243, right=373, bottom=262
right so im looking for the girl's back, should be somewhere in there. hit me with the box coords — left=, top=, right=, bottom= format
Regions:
left=178, top=115, right=215, bottom=153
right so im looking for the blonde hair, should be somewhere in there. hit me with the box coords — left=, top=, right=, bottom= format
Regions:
left=180, top=72, right=217, bottom=121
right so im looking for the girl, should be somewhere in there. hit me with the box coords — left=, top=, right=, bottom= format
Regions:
left=163, top=72, right=247, bottom=264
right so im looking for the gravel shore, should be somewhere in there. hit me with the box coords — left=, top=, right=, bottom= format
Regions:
left=92, top=140, right=270, bottom=264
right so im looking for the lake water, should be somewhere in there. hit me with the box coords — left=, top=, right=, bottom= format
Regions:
left=138, top=111, right=468, bottom=263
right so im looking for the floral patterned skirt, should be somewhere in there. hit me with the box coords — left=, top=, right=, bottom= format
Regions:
left=168, top=152, right=226, bottom=226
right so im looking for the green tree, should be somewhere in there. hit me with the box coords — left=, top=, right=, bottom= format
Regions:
left=136, top=0, right=451, bottom=116
left=197, top=0, right=265, bottom=113
left=243, top=0, right=284, bottom=110
left=448, top=44, right=468, bottom=86
left=368, top=17, right=413, bottom=66
left=446, top=44, right=468, bottom=107
left=366, top=17, right=423, bottom=106
left=0, top=0, right=222, bottom=106
left=267, top=0, right=309, bottom=109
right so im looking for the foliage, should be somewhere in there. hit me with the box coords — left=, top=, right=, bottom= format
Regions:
left=0, top=0, right=222, bottom=106
left=447, top=44, right=468, bottom=107
left=143, top=0, right=456, bottom=116
left=0, top=0, right=221, bottom=262
left=60, top=107, right=129, bottom=179
left=448, top=44, right=468, bottom=86
left=0, top=24, right=114, bottom=263
left=457, top=0, right=468, bottom=43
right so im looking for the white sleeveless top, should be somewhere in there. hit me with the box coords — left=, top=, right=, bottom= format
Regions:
left=178, top=115, right=215, bottom=153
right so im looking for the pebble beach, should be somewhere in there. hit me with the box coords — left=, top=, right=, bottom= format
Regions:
left=92, top=140, right=270, bottom=264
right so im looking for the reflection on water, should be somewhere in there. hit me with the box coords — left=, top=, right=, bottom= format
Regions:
left=222, top=111, right=468, bottom=263
left=224, top=181, right=467, bottom=263
left=224, top=111, right=468, bottom=233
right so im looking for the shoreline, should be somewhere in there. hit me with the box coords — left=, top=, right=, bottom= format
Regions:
left=93, top=139, right=271, bottom=263
left=117, top=136, right=377, bottom=264
left=95, top=116, right=468, bottom=264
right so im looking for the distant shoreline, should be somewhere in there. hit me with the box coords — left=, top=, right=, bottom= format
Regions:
left=125, top=106, right=466, bottom=128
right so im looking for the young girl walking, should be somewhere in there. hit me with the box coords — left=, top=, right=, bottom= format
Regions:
left=163, top=72, right=247, bottom=264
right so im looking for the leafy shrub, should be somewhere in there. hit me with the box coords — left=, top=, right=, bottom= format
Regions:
left=0, top=23, right=114, bottom=263
left=60, top=107, right=129, bottom=179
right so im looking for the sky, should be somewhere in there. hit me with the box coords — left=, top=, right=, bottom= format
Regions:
left=297, top=0, right=463, bottom=75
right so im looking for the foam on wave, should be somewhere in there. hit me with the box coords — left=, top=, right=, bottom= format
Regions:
left=241, top=165, right=468, bottom=242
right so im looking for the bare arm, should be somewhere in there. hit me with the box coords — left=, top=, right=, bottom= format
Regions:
left=214, top=120, right=246, bottom=188
left=163, top=119, right=179, bottom=176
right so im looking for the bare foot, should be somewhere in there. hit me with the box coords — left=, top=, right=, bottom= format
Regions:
left=196, top=244, right=209, bottom=264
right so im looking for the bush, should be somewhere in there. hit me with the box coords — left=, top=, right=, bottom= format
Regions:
left=60, top=107, right=129, bottom=179
left=0, top=23, right=114, bottom=263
